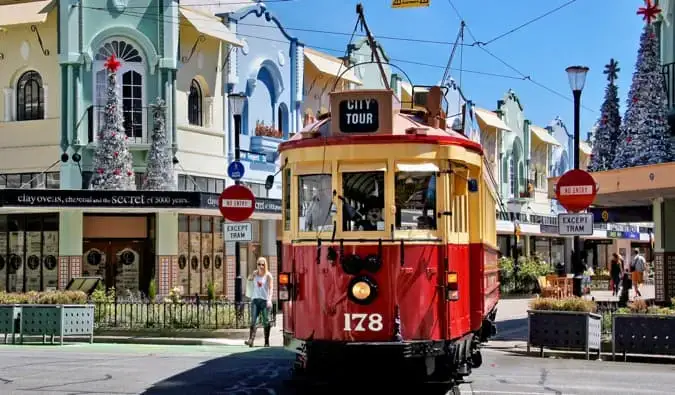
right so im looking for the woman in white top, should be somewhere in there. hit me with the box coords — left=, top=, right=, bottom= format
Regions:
left=245, top=257, right=274, bottom=347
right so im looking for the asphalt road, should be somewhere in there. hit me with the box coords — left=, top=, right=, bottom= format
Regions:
left=0, top=343, right=674, bottom=395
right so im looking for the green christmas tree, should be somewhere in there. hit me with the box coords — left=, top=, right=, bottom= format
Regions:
left=90, top=54, right=136, bottom=190
left=143, top=97, right=176, bottom=190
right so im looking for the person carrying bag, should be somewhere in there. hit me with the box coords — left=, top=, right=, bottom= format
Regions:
left=244, top=257, right=274, bottom=347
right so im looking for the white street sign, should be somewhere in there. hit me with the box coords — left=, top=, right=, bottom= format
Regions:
left=223, top=222, right=252, bottom=242
left=558, top=213, right=594, bottom=236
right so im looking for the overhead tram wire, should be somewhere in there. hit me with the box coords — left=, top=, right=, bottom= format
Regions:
left=81, top=1, right=580, bottom=49
left=84, top=6, right=526, bottom=82
left=443, top=0, right=596, bottom=113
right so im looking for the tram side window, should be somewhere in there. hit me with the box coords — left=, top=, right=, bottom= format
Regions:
left=298, top=174, right=333, bottom=232
left=341, top=171, right=385, bottom=231
left=395, top=171, right=437, bottom=230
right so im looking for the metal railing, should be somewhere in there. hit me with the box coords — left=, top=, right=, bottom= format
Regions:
left=93, top=299, right=277, bottom=330
left=87, top=105, right=154, bottom=145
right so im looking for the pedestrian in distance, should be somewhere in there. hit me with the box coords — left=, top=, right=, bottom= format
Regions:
left=610, top=253, right=622, bottom=296
left=631, top=248, right=646, bottom=298
left=244, top=257, right=274, bottom=347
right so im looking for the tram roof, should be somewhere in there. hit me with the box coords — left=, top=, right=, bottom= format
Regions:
left=278, top=108, right=483, bottom=154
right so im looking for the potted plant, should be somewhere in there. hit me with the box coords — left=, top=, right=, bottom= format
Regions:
left=527, top=297, right=601, bottom=360
left=611, top=298, right=675, bottom=360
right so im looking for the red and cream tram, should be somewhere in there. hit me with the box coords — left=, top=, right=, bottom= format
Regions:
left=274, top=85, right=499, bottom=389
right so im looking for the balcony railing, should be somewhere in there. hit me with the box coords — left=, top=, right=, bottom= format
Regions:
left=662, top=62, right=675, bottom=108
left=87, top=105, right=153, bottom=145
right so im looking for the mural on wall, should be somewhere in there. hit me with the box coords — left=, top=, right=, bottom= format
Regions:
left=496, top=90, right=527, bottom=200
left=548, top=116, right=572, bottom=178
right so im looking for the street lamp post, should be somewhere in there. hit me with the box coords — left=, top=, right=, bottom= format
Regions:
left=565, top=65, right=589, bottom=297
left=228, top=92, right=247, bottom=309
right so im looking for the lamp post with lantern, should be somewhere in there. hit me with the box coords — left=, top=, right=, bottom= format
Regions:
left=565, top=65, right=589, bottom=297
left=228, top=92, right=247, bottom=308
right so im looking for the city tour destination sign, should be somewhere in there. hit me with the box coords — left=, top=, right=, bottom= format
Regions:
left=339, top=98, right=379, bottom=133
left=554, top=169, right=598, bottom=236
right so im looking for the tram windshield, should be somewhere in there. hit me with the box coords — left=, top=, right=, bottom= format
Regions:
left=395, top=167, right=437, bottom=230
left=341, top=171, right=385, bottom=231
left=298, top=174, right=333, bottom=232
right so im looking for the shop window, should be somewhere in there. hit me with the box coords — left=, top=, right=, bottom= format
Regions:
left=394, top=167, right=437, bottom=230
left=177, top=215, right=225, bottom=296
left=298, top=174, right=333, bottom=232
left=0, top=214, right=58, bottom=292
left=341, top=171, right=385, bottom=232
left=283, top=169, right=291, bottom=231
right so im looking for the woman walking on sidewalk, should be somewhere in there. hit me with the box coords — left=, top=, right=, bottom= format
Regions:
left=244, top=257, right=274, bottom=347
left=610, top=253, right=622, bottom=296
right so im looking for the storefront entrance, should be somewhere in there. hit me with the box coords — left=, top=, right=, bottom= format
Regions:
left=82, top=239, right=146, bottom=293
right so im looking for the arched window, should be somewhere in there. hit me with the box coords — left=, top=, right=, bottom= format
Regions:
left=16, top=71, right=44, bottom=121
left=188, top=79, right=202, bottom=126
left=93, top=39, right=145, bottom=142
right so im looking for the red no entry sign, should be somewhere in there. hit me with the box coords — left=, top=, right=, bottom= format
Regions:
left=218, top=184, right=256, bottom=222
left=555, top=169, right=598, bottom=212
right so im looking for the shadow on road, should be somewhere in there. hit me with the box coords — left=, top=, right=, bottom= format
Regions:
left=495, top=317, right=528, bottom=341
left=142, top=347, right=296, bottom=395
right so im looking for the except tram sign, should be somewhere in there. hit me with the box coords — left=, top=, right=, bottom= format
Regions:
left=218, top=185, right=255, bottom=222
left=554, top=169, right=598, bottom=213
left=339, top=98, right=379, bottom=133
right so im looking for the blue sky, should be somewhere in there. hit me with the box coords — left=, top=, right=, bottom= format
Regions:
left=266, top=0, right=647, bottom=140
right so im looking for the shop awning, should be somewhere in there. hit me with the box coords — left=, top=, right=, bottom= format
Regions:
left=0, top=0, right=52, bottom=28
left=580, top=141, right=592, bottom=155
left=304, top=48, right=362, bottom=85
left=474, top=107, right=511, bottom=132
left=179, top=6, right=243, bottom=47
left=530, top=125, right=561, bottom=146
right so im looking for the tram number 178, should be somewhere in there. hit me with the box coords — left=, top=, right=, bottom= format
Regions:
left=343, top=313, right=383, bottom=332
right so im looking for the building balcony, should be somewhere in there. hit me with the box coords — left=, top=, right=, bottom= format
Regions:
left=86, top=105, right=152, bottom=147
left=249, top=122, right=284, bottom=155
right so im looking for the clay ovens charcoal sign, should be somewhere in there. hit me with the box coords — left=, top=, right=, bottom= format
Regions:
left=339, top=98, right=379, bottom=133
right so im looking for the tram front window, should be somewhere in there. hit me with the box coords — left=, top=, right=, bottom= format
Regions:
left=298, top=174, right=333, bottom=232
left=395, top=171, right=437, bottom=230
left=341, top=171, right=385, bottom=231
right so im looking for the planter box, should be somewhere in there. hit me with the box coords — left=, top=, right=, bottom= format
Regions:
left=612, top=314, right=675, bottom=360
left=527, top=310, right=602, bottom=360
left=0, top=305, right=22, bottom=344
left=20, top=304, right=95, bottom=345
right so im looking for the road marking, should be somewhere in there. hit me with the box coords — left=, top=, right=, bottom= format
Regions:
left=458, top=383, right=473, bottom=395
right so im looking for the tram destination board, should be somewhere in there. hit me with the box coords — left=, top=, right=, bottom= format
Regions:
left=339, top=98, right=379, bottom=133
left=557, top=213, right=593, bottom=235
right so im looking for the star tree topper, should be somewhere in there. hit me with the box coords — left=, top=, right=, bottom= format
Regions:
left=104, top=54, right=121, bottom=73
left=603, top=58, right=620, bottom=84
left=637, top=0, right=661, bottom=24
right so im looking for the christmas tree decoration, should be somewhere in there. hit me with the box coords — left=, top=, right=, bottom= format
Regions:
left=143, top=97, right=176, bottom=191
left=90, top=55, right=136, bottom=190
left=588, top=59, right=622, bottom=172
left=612, top=1, right=673, bottom=169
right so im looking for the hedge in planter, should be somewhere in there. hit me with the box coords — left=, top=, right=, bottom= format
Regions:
left=0, top=291, right=93, bottom=345
left=612, top=299, right=675, bottom=360
left=527, top=298, right=602, bottom=360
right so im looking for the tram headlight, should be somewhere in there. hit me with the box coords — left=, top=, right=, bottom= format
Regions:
left=348, top=276, right=378, bottom=305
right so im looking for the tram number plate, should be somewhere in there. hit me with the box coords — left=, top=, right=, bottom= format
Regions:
left=343, top=313, right=383, bottom=332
